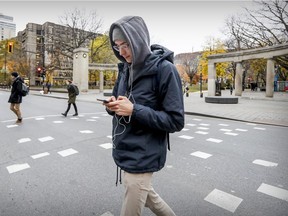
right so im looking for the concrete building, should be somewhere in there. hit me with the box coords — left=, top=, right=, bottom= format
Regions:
left=0, top=13, right=16, bottom=40
left=17, top=21, right=91, bottom=86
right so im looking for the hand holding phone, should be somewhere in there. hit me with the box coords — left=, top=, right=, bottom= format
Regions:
left=97, top=98, right=109, bottom=103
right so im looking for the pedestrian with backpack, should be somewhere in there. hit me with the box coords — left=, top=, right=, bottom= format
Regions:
left=8, top=72, right=24, bottom=123
left=61, top=79, right=78, bottom=117
left=102, top=16, right=184, bottom=216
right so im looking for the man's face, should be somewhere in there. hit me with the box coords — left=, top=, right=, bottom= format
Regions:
left=114, top=40, right=132, bottom=63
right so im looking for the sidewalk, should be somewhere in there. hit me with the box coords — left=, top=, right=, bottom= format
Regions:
left=30, top=89, right=288, bottom=127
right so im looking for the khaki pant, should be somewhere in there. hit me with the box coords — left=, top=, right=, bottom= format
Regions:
left=10, top=103, right=22, bottom=119
left=120, top=172, right=176, bottom=216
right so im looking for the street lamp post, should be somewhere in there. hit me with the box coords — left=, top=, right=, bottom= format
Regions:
left=200, top=72, right=203, bottom=98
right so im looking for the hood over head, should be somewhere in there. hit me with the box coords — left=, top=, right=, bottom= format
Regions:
left=109, top=16, right=151, bottom=70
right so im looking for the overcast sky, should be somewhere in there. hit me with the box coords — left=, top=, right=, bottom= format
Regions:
left=1, top=0, right=255, bottom=55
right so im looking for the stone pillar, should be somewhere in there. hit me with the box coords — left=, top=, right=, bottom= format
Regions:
left=99, top=71, right=104, bottom=93
left=73, top=48, right=89, bottom=92
left=235, top=62, right=243, bottom=96
left=266, top=58, right=275, bottom=97
left=208, top=62, right=216, bottom=96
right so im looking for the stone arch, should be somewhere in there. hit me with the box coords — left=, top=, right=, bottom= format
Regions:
left=73, top=48, right=117, bottom=93
left=207, top=43, right=288, bottom=97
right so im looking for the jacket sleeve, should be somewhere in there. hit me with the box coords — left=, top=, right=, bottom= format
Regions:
left=132, top=62, right=185, bottom=133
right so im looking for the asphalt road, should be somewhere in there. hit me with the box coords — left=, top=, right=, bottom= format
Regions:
left=0, top=91, right=288, bottom=216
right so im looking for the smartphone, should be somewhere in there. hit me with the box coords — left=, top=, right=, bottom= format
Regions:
left=97, top=98, right=109, bottom=103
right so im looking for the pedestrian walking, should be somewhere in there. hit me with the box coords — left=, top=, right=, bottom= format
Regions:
left=8, top=72, right=24, bottom=123
left=61, top=79, right=78, bottom=117
left=230, top=85, right=233, bottom=95
left=103, top=16, right=185, bottom=216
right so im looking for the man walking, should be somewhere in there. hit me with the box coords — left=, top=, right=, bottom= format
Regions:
left=103, top=16, right=184, bottom=216
left=61, top=79, right=78, bottom=117
left=8, top=72, right=24, bottom=123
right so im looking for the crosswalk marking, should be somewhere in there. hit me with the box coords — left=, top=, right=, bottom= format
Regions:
left=220, top=129, right=232, bottom=132
left=224, top=132, right=238, bottom=136
left=204, top=189, right=243, bottom=213
left=179, top=135, right=194, bottom=139
left=254, top=127, right=266, bottom=130
left=253, top=159, right=278, bottom=167
left=7, top=124, right=18, bottom=128
left=38, top=136, right=54, bottom=142
left=7, top=163, right=30, bottom=174
left=79, top=130, right=94, bottom=134
left=219, top=123, right=229, bottom=126
left=207, top=138, right=223, bottom=143
left=195, top=131, right=209, bottom=135
left=235, top=128, right=248, bottom=132
left=186, top=123, right=196, bottom=127
left=257, top=183, right=288, bottom=201
left=190, top=151, right=212, bottom=159
left=18, top=138, right=31, bottom=143
left=53, top=120, right=63, bottom=124
left=86, top=119, right=97, bottom=121
left=99, top=143, right=113, bottom=149
left=200, top=123, right=210, bottom=126
left=31, top=152, right=50, bottom=159
left=197, top=127, right=209, bottom=130
left=58, top=148, right=78, bottom=157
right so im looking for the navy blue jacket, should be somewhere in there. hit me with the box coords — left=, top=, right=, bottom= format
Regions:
left=109, top=16, right=184, bottom=173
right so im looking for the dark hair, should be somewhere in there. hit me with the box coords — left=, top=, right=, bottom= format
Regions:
left=11, top=72, right=19, bottom=77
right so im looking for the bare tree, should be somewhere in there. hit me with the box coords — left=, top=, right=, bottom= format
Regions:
left=175, top=53, right=201, bottom=85
left=45, top=8, right=103, bottom=72
left=224, top=0, right=288, bottom=78
left=224, top=0, right=287, bottom=48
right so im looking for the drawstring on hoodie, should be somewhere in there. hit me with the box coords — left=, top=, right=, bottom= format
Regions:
left=116, top=166, right=122, bottom=186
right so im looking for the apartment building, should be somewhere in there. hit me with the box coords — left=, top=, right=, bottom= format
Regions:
left=0, top=13, right=16, bottom=40
left=17, top=21, right=91, bottom=86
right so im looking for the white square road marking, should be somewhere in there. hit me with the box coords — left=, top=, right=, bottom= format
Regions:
left=38, top=136, right=54, bottom=142
left=197, top=127, right=209, bottom=130
left=200, top=123, right=210, bottom=126
left=99, top=143, right=113, bottom=149
left=253, top=159, right=278, bottom=167
left=204, top=189, right=243, bottom=213
left=86, top=119, right=97, bottom=122
left=235, top=128, right=248, bottom=132
left=192, top=118, right=202, bottom=121
left=7, top=124, right=18, bottom=128
left=257, top=183, right=288, bottom=201
left=31, top=152, right=50, bottom=159
left=190, top=151, right=212, bottom=159
left=207, top=138, right=223, bottom=143
left=195, top=131, right=209, bottom=135
left=7, top=163, right=30, bottom=174
left=220, top=129, right=232, bottom=132
left=80, top=130, right=94, bottom=134
left=224, top=132, right=238, bottom=136
left=181, top=128, right=189, bottom=131
left=219, top=124, right=229, bottom=126
left=18, top=138, right=31, bottom=143
left=254, top=127, right=266, bottom=130
left=58, top=148, right=78, bottom=157
left=186, top=123, right=196, bottom=127
left=179, top=135, right=194, bottom=140
left=53, top=121, right=63, bottom=124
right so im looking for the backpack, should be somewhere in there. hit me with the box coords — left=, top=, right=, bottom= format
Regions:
left=72, top=84, right=79, bottom=95
left=20, top=82, right=29, bottom=96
